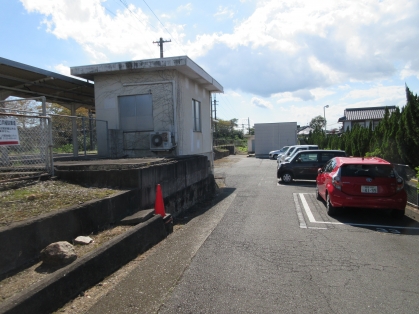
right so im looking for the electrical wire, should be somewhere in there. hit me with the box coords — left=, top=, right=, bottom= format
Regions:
left=104, top=2, right=155, bottom=57
left=217, top=94, right=241, bottom=118
left=140, top=0, right=187, bottom=56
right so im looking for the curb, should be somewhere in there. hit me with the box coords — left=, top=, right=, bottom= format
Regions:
left=0, top=215, right=167, bottom=314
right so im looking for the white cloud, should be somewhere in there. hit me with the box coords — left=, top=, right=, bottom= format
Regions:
left=251, top=97, right=273, bottom=109
left=292, top=90, right=315, bottom=101
left=20, top=0, right=419, bottom=99
left=53, top=63, right=70, bottom=76
left=400, top=62, right=419, bottom=79
left=196, top=0, right=419, bottom=96
left=214, top=6, right=235, bottom=19
left=177, top=3, right=192, bottom=15
left=20, top=0, right=186, bottom=63
left=344, top=85, right=405, bottom=102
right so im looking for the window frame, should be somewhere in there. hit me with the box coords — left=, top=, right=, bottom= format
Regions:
left=193, top=99, right=201, bottom=132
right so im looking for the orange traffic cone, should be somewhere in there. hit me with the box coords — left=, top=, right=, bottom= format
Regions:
left=154, top=184, right=166, bottom=217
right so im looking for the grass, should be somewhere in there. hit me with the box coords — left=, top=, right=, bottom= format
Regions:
left=0, top=180, right=119, bottom=227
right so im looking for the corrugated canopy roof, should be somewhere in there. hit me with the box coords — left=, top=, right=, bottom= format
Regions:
left=338, top=106, right=396, bottom=122
left=0, top=57, right=94, bottom=109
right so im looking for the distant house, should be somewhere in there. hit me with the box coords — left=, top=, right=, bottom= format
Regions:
left=297, top=126, right=314, bottom=135
left=338, top=106, right=396, bottom=132
left=71, top=56, right=223, bottom=166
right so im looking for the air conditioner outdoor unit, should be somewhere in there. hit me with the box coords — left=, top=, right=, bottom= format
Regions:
left=150, top=131, right=173, bottom=150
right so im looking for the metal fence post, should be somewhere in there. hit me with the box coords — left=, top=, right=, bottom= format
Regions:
left=82, top=116, right=86, bottom=156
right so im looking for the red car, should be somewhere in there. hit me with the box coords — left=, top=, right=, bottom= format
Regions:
left=316, top=157, right=407, bottom=217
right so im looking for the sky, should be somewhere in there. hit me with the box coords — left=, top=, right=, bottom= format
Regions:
left=1, top=0, right=419, bottom=131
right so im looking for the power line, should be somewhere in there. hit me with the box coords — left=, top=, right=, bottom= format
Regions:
left=105, top=1, right=155, bottom=56
left=141, top=0, right=187, bottom=55
left=217, top=93, right=242, bottom=120
left=117, top=0, right=157, bottom=31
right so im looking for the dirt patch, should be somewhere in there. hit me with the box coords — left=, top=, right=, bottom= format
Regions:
left=213, top=155, right=243, bottom=167
left=0, top=225, right=132, bottom=305
left=0, top=179, right=119, bottom=227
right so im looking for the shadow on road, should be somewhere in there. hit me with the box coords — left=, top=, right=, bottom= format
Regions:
left=317, top=198, right=419, bottom=235
left=174, top=187, right=236, bottom=226
left=277, top=180, right=317, bottom=187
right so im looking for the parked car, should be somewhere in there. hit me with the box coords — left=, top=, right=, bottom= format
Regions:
left=277, top=150, right=346, bottom=182
left=316, top=157, right=407, bottom=218
left=277, top=145, right=319, bottom=164
left=269, top=146, right=290, bottom=160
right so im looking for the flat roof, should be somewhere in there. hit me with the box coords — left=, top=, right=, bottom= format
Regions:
left=70, top=56, right=223, bottom=93
left=0, top=57, right=94, bottom=108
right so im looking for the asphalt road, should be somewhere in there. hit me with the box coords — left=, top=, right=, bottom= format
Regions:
left=88, top=155, right=419, bottom=313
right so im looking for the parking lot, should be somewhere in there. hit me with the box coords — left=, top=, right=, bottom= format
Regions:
left=276, top=180, right=419, bottom=235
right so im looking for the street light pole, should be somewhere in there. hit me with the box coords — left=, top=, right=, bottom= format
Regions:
left=323, top=105, right=329, bottom=133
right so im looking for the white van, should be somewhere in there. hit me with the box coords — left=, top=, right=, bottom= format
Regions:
left=276, top=145, right=318, bottom=163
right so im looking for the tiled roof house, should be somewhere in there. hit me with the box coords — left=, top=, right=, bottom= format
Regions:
left=338, top=106, right=396, bottom=132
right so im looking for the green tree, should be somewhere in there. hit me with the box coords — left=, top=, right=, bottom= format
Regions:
left=309, top=115, right=326, bottom=131
left=399, top=87, right=419, bottom=167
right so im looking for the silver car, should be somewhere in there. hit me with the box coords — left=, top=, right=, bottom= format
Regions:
left=269, top=146, right=290, bottom=160
left=276, top=145, right=318, bottom=163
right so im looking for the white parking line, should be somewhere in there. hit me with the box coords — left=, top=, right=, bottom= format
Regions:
left=299, top=193, right=315, bottom=222
left=297, top=193, right=419, bottom=230
left=293, top=193, right=307, bottom=229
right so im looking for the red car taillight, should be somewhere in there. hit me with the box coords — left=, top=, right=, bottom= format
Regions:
left=396, top=176, right=404, bottom=191
left=332, top=174, right=342, bottom=190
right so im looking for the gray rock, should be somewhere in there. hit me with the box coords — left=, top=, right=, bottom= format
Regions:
left=40, top=241, right=77, bottom=266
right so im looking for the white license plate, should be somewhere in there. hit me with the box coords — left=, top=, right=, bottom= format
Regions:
left=361, top=186, right=377, bottom=193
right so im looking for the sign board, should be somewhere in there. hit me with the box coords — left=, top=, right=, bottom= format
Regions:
left=0, top=118, right=20, bottom=145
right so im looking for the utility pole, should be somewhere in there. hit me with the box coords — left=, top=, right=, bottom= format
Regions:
left=153, top=37, right=171, bottom=58
left=212, top=96, right=218, bottom=145
left=248, top=117, right=251, bottom=135
left=212, top=96, right=218, bottom=121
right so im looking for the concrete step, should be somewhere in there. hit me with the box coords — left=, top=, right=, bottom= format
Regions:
left=119, top=209, right=155, bottom=225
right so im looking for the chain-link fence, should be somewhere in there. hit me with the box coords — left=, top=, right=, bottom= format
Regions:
left=1, top=97, right=109, bottom=182
left=50, top=114, right=108, bottom=157
left=0, top=108, right=53, bottom=182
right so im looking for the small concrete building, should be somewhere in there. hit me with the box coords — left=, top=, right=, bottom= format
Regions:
left=254, top=122, right=297, bottom=157
left=71, top=56, right=223, bottom=165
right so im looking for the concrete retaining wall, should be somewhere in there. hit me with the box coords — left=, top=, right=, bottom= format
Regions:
left=0, top=215, right=167, bottom=314
left=0, top=189, right=140, bottom=279
left=0, top=156, right=215, bottom=278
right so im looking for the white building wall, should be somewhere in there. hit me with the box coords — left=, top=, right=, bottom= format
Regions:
left=93, top=69, right=213, bottom=161
left=176, top=73, right=213, bottom=163
left=254, top=122, right=297, bottom=157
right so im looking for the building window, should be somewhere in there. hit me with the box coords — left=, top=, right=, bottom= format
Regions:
left=193, top=99, right=201, bottom=132
left=118, top=94, right=153, bottom=131
left=373, top=120, right=380, bottom=130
